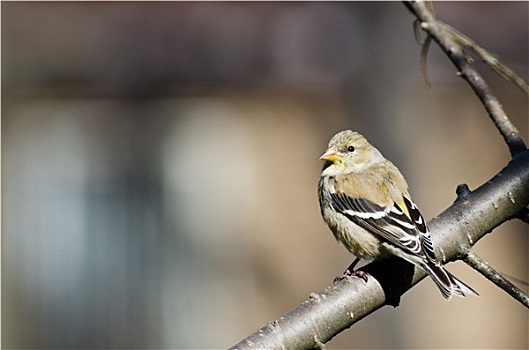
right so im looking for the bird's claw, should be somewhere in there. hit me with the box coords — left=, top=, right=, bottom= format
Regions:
left=352, top=270, right=369, bottom=283
left=333, top=269, right=369, bottom=284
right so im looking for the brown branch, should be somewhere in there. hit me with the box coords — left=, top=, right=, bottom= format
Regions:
left=405, top=1, right=527, bottom=156
left=464, top=251, right=529, bottom=308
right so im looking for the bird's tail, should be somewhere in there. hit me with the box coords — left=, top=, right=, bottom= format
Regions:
left=423, top=262, right=479, bottom=300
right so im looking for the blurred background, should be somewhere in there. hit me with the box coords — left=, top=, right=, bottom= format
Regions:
left=2, top=2, right=528, bottom=349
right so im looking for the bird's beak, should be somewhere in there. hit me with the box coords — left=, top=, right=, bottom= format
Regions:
left=319, top=148, right=339, bottom=162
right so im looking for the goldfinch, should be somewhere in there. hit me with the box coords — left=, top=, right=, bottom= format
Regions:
left=318, top=130, right=478, bottom=300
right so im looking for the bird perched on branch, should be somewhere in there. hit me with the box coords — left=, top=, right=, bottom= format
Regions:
left=317, top=130, right=478, bottom=300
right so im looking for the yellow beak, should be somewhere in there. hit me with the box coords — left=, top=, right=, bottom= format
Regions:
left=319, top=148, right=339, bottom=162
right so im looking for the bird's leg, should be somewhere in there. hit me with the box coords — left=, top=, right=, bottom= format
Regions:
left=346, top=257, right=361, bottom=273
left=334, top=257, right=369, bottom=283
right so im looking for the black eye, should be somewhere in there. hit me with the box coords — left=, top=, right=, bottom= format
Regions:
left=347, top=145, right=355, bottom=153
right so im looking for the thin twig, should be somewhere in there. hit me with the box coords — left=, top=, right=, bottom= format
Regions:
left=412, top=19, right=432, bottom=89
left=501, top=273, right=529, bottom=287
left=464, top=251, right=529, bottom=308
left=405, top=1, right=527, bottom=156
left=420, top=33, right=432, bottom=89
left=437, top=21, right=529, bottom=95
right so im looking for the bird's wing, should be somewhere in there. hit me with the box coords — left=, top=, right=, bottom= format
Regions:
left=330, top=192, right=437, bottom=264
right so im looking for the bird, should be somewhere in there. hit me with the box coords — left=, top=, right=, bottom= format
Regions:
left=317, top=130, right=478, bottom=300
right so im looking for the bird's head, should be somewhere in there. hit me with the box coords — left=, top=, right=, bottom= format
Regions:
left=320, top=130, right=383, bottom=176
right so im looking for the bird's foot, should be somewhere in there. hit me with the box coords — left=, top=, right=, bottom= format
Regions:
left=333, top=268, right=369, bottom=284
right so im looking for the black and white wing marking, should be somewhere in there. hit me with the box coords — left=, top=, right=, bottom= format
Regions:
left=403, top=197, right=437, bottom=264
left=330, top=193, right=438, bottom=264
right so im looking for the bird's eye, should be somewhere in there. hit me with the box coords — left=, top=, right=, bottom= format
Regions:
left=347, top=145, right=355, bottom=153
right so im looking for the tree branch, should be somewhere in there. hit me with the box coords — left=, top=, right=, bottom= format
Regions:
left=463, top=251, right=529, bottom=308
left=230, top=149, right=529, bottom=350
left=404, top=1, right=527, bottom=156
